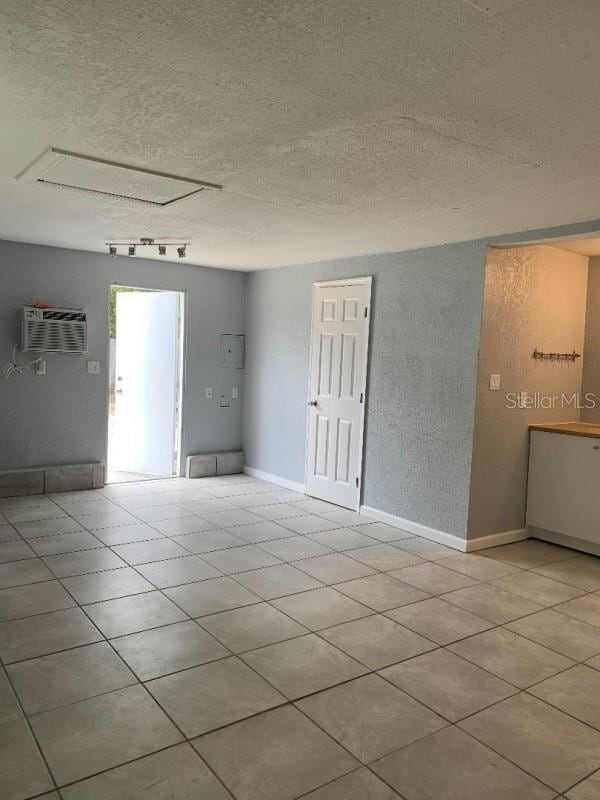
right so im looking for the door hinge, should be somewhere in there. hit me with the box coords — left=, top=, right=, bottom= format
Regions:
left=355, top=477, right=359, bottom=488
left=364, top=307, right=368, bottom=318
left=360, top=392, right=364, bottom=404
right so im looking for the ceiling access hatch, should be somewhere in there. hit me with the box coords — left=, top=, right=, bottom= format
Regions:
left=16, top=148, right=222, bottom=207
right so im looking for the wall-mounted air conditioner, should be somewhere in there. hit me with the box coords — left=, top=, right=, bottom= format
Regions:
left=21, top=306, right=88, bottom=354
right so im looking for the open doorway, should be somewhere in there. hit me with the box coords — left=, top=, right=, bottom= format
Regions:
left=107, top=285, right=184, bottom=484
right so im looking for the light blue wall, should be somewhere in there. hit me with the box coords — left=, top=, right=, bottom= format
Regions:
left=0, top=239, right=246, bottom=471
left=243, top=219, right=600, bottom=539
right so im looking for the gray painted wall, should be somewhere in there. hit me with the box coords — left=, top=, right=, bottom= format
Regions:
left=0, top=239, right=246, bottom=471
left=582, top=257, right=600, bottom=424
left=468, top=245, right=589, bottom=539
left=243, top=242, right=487, bottom=537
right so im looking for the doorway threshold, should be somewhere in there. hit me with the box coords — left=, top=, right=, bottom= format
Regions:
left=106, top=469, right=172, bottom=485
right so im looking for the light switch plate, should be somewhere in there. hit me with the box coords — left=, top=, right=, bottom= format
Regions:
left=87, top=361, right=100, bottom=374
left=489, top=374, right=501, bottom=391
left=206, top=387, right=213, bottom=399
left=232, top=387, right=239, bottom=399
left=35, top=359, right=46, bottom=375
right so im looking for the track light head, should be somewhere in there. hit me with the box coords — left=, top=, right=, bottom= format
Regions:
left=128, top=245, right=136, bottom=257
left=177, top=246, right=186, bottom=259
left=108, top=245, right=117, bottom=257
left=158, top=244, right=167, bottom=256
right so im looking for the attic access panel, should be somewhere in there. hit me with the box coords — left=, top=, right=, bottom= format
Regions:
left=17, top=148, right=222, bottom=207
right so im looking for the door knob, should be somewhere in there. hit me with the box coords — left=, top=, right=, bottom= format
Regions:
left=308, top=401, right=318, bottom=407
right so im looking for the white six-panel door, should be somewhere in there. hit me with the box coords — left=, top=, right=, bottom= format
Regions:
left=305, top=277, right=372, bottom=509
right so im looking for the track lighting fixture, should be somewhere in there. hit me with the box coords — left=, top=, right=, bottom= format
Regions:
left=105, top=239, right=190, bottom=259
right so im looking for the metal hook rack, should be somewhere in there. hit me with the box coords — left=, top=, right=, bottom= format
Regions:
left=533, top=349, right=581, bottom=362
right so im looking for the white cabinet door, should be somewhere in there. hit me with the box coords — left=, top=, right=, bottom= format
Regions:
left=527, top=431, right=600, bottom=544
left=112, top=291, right=181, bottom=476
left=305, top=279, right=371, bottom=510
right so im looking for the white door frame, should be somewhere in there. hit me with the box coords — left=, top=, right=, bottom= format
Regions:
left=304, top=276, right=372, bottom=510
left=105, top=284, right=186, bottom=479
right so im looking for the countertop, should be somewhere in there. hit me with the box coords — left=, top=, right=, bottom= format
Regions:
left=530, top=422, right=600, bottom=440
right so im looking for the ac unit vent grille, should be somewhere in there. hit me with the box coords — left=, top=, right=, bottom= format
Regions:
left=21, top=307, right=88, bottom=354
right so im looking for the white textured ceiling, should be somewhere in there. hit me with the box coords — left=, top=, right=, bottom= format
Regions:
left=2, top=0, right=600, bottom=270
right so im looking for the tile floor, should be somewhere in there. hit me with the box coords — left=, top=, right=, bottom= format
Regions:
left=1, top=476, right=600, bottom=798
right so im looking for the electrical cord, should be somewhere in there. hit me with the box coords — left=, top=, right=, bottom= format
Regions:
left=3, top=344, right=43, bottom=379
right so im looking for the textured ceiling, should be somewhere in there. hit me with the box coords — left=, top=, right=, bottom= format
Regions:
left=1, top=0, right=600, bottom=270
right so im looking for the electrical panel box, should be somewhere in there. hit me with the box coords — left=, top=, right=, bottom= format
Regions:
left=221, top=334, right=245, bottom=369
left=21, top=306, right=88, bottom=354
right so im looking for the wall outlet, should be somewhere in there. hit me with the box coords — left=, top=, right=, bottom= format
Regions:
left=87, top=361, right=100, bottom=374
left=35, top=359, right=46, bottom=375
left=232, top=387, right=239, bottom=399
left=206, top=387, right=213, bottom=399
left=489, top=374, right=501, bottom=391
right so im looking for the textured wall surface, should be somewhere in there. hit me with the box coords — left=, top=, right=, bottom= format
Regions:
left=243, top=241, right=487, bottom=537
left=468, top=245, right=589, bottom=538
left=0, top=239, right=246, bottom=471
left=582, top=257, right=600, bottom=423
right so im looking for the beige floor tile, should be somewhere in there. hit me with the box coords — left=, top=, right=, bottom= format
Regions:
left=0, top=540, right=35, bottom=564
left=0, top=558, right=54, bottom=588
left=346, top=543, right=424, bottom=571
left=0, top=718, right=53, bottom=800
left=60, top=743, right=232, bottom=800
left=334, top=573, right=429, bottom=611
left=110, top=538, right=190, bottom=566
left=194, top=704, right=358, bottom=800
left=16, top=517, right=83, bottom=538
left=381, top=648, right=517, bottom=721
left=258, top=535, right=333, bottom=561
left=201, top=544, right=282, bottom=574
left=389, top=562, right=478, bottom=594
left=0, top=607, right=102, bottom=664
left=7, top=641, right=135, bottom=714
left=134, top=555, right=221, bottom=588
left=27, top=531, right=102, bottom=556
left=448, top=627, right=574, bottom=688
left=459, top=692, right=600, bottom=793
left=230, top=520, right=296, bottom=544
left=297, top=673, right=446, bottom=762
left=201, top=509, right=265, bottom=528
left=529, top=665, right=600, bottom=729
left=149, top=515, right=216, bottom=536
left=111, top=620, right=228, bottom=680
left=353, top=522, right=414, bottom=542
left=386, top=597, right=493, bottom=644
left=506, top=609, right=600, bottom=660
left=242, top=633, right=367, bottom=699
left=555, top=594, right=600, bottom=627
left=0, top=670, right=21, bottom=724
left=482, top=540, right=577, bottom=569
left=31, top=684, right=182, bottom=786
left=533, top=555, right=600, bottom=592
left=91, top=523, right=164, bottom=546
left=0, top=579, right=76, bottom=622
left=164, top=575, right=260, bottom=617
left=442, top=582, right=542, bottom=624
left=83, top=591, right=187, bottom=638
left=171, top=529, right=247, bottom=553
left=279, top=515, right=341, bottom=535
left=320, top=614, right=436, bottom=670
left=492, top=571, right=584, bottom=607
left=301, top=768, right=400, bottom=799
left=42, top=548, right=126, bottom=578
left=567, top=770, right=600, bottom=799
left=232, top=563, right=323, bottom=599
left=147, top=656, right=284, bottom=736
left=308, top=528, right=378, bottom=551
left=272, top=586, right=372, bottom=630
left=61, top=567, right=154, bottom=604
left=294, top=553, right=376, bottom=583
left=198, top=601, right=306, bottom=652
left=438, top=553, right=521, bottom=580
left=392, top=538, right=457, bottom=560
left=372, top=725, right=555, bottom=799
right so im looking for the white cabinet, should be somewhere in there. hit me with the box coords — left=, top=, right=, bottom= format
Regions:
left=527, top=431, right=600, bottom=551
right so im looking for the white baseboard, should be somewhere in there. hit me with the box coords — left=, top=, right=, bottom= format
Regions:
left=466, top=528, right=529, bottom=552
left=359, top=505, right=530, bottom=553
left=243, top=466, right=305, bottom=494
left=359, top=505, right=469, bottom=552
